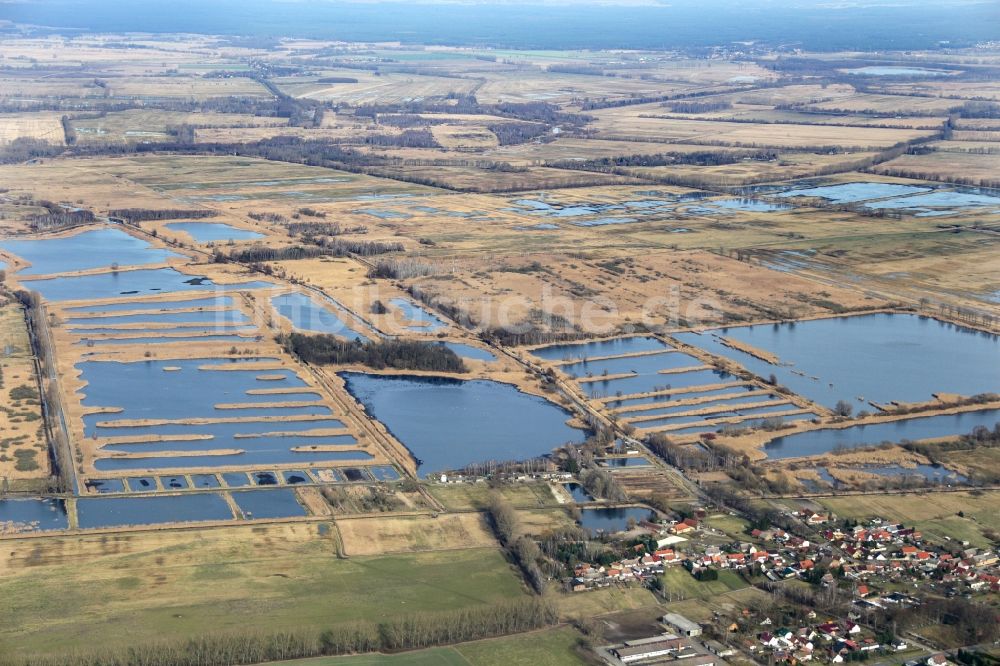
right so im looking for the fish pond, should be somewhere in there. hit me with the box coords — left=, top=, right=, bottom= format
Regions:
left=272, top=292, right=368, bottom=342
left=0, top=227, right=183, bottom=276
left=0, top=498, right=68, bottom=532
left=578, top=507, right=656, bottom=533
left=674, top=314, right=999, bottom=408
left=21, top=268, right=273, bottom=302
left=764, top=408, right=1000, bottom=459
left=340, top=372, right=585, bottom=473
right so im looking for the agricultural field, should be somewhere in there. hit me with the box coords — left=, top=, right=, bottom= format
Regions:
left=0, top=522, right=526, bottom=656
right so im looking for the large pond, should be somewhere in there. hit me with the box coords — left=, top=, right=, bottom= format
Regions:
left=765, top=408, right=1000, bottom=459
left=0, top=228, right=183, bottom=276
left=844, top=66, right=951, bottom=77
left=272, top=292, right=368, bottom=342
left=673, top=314, right=999, bottom=408
left=438, top=342, right=496, bottom=362
left=578, top=507, right=656, bottom=533
left=0, top=498, right=68, bottom=532
left=162, top=222, right=265, bottom=242
left=20, top=268, right=273, bottom=302
left=76, top=493, right=234, bottom=529
left=340, top=372, right=585, bottom=473
left=67, top=309, right=249, bottom=326
left=559, top=350, right=702, bottom=379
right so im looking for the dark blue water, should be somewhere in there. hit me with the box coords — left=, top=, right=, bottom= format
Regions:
left=191, top=473, right=221, bottom=488
left=0, top=498, right=68, bottom=532
left=340, top=372, right=585, bottom=473
left=232, top=489, right=307, bottom=519
left=560, top=350, right=702, bottom=379
left=530, top=336, right=669, bottom=362
left=0, top=228, right=183, bottom=275
left=765, top=409, right=1000, bottom=459
left=563, top=483, right=593, bottom=503
left=583, top=368, right=738, bottom=399
left=84, top=478, right=126, bottom=493
left=93, top=418, right=347, bottom=440
left=579, top=507, right=656, bottom=533
left=674, top=314, right=999, bottom=408
left=66, top=296, right=234, bottom=313
left=438, top=342, right=496, bottom=362
left=21, top=268, right=273, bottom=302
left=76, top=493, right=234, bottom=528
left=272, top=292, right=368, bottom=341
left=126, top=476, right=157, bottom=491
left=103, top=433, right=357, bottom=453
left=163, top=222, right=265, bottom=242
left=160, top=475, right=189, bottom=490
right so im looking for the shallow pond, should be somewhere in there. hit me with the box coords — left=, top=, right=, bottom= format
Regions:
left=599, top=457, right=652, bottom=467
left=389, top=298, right=448, bottom=332
left=607, top=385, right=755, bottom=409
left=0, top=498, right=68, bottom=532
left=705, top=198, right=792, bottom=213
left=232, top=488, right=307, bottom=519
left=162, top=222, right=265, bottom=242
left=621, top=393, right=778, bottom=419
left=369, top=465, right=401, bottom=481
left=674, top=314, right=999, bottom=408
left=21, top=268, right=273, bottom=302
left=863, top=190, right=1000, bottom=213
left=438, top=341, right=496, bottom=362
left=578, top=507, right=656, bottom=533
left=76, top=493, right=234, bottom=529
left=530, top=336, right=669, bottom=362
left=272, top=292, right=368, bottom=342
left=776, top=182, right=930, bottom=204
left=94, top=448, right=371, bottom=472
left=764, top=408, right=1000, bottom=459
left=340, top=372, right=585, bottom=473
left=0, top=228, right=183, bottom=276
left=79, top=334, right=255, bottom=346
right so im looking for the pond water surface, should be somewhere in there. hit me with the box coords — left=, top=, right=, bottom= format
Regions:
left=163, top=222, right=265, bottom=242
left=340, top=372, right=585, bottom=473
left=579, top=507, right=656, bottom=533
left=0, top=228, right=183, bottom=276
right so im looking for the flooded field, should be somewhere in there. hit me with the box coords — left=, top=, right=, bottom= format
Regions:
left=674, top=314, right=999, bottom=408
left=340, top=372, right=585, bottom=473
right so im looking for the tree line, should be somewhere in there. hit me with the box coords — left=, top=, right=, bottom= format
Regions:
left=280, top=333, right=467, bottom=373
left=0, top=598, right=557, bottom=666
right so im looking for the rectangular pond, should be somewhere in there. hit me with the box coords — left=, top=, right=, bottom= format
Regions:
left=21, top=268, right=273, bottom=302
left=0, top=227, right=183, bottom=276
left=674, top=314, right=1000, bottom=408
left=68, top=309, right=249, bottom=326
left=340, top=372, right=585, bottom=473
left=560, top=350, right=701, bottom=379
left=66, top=295, right=235, bottom=313
left=0, top=498, right=68, bottom=533
left=530, top=336, right=669, bottom=362
left=232, top=488, right=308, bottom=519
left=76, top=493, right=234, bottom=529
